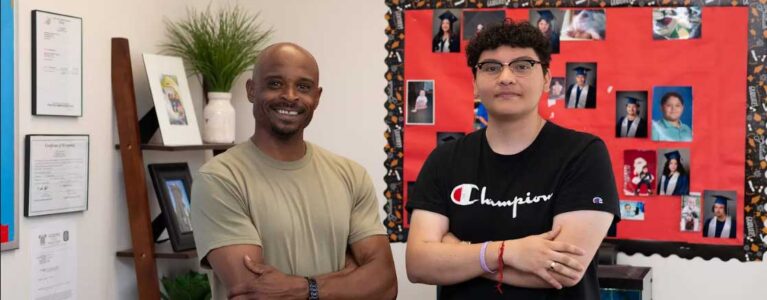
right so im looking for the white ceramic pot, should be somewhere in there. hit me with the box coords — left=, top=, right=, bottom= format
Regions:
left=202, top=92, right=236, bottom=143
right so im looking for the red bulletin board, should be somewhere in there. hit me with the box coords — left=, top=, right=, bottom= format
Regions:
left=402, top=7, right=748, bottom=247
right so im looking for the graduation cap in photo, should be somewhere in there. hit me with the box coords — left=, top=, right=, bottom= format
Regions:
left=438, top=11, right=459, bottom=24
left=664, top=150, right=681, bottom=161
left=537, top=10, right=555, bottom=23
left=711, top=194, right=732, bottom=213
left=574, top=66, right=591, bottom=76
left=625, top=96, right=641, bottom=106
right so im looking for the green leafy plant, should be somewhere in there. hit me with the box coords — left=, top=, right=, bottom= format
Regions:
left=160, top=271, right=212, bottom=300
left=161, top=5, right=272, bottom=93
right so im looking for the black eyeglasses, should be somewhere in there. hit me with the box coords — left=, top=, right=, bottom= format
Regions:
left=475, top=59, right=542, bottom=77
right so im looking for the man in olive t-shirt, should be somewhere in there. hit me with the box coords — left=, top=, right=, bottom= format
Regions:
left=191, top=43, right=397, bottom=300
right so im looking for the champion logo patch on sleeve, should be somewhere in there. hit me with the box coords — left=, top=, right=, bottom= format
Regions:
left=593, top=197, right=604, bottom=204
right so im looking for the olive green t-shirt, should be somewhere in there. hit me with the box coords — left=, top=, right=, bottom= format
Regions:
left=191, top=141, right=386, bottom=299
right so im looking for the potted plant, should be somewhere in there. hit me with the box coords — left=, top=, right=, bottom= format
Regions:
left=160, top=271, right=211, bottom=300
left=162, top=5, right=272, bottom=143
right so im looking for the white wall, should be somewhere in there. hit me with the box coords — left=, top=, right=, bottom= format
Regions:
left=0, top=1, right=763, bottom=300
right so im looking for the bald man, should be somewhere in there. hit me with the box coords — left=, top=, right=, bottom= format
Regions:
left=191, top=43, right=397, bottom=300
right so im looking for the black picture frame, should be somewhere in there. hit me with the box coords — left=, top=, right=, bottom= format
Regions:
left=24, top=134, right=90, bottom=217
left=31, top=10, right=83, bottom=117
left=147, top=163, right=195, bottom=252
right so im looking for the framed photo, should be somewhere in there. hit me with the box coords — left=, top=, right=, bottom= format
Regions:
left=615, top=91, right=649, bottom=138
left=24, top=135, right=89, bottom=217
left=31, top=10, right=83, bottom=116
left=1, top=0, right=17, bottom=251
left=143, top=54, right=202, bottom=146
left=148, top=163, right=195, bottom=251
left=463, top=10, right=505, bottom=40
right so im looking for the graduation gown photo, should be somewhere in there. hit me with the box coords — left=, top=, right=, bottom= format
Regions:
left=616, top=116, right=648, bottom=138
left=565, top=84, right=596, bottom=108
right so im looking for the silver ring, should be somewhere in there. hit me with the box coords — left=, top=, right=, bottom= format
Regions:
left=549, top=262, right=557, bottom=271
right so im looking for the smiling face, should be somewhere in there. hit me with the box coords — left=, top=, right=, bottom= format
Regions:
left=537, top=19, right=550, bottom=33
left=668, top=158, right=679, bottom=173
left=473, top=46, right=550, bottom=121
left=247, top=44, right=322, bottom=139
left=662, top=95, right=684, bottom=122
left=626, top=103, right=638, bottom=117
left=441, top=19, right=451, bottom=34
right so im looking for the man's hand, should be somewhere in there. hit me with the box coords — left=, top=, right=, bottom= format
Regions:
left=228, top=256, right=308, bottom=300
left=503, top=225, right=585, bottom=289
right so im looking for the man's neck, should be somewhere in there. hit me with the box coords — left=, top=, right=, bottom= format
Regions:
left=251, top=129, right=307, bottom=161
left=485, top=112, right=544, bottom=155
left=716, top=215, right=728, bottom=222
left=627, top=115, right=637, bottom=121
left=577, top=83, right=587, bottom=88
left=664, top=118, right=681, bottom=128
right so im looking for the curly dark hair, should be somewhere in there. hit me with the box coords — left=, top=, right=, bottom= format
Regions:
left=465, top=19, right=551, bottom=77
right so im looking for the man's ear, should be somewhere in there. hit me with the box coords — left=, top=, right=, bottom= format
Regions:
left=543, top=70, right=552, bottom=93
left=246, top=79, right=256, bottom=103
left=473, top=80, right=479, bottom=99
left=315, top=86, right=323, bottom=109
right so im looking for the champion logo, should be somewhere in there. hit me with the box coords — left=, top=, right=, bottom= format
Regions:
left=450, top=183, right=553, bottom=218
left=593, top=197, right=603, bottom=204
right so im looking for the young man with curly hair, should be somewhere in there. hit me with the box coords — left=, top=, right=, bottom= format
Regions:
left=406, top=20, right=620, bottom=299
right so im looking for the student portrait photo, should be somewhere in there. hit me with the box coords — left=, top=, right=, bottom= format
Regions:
left=548, top=77, right=565, bottom=102
left=166, top=179, right=192, bottom=233
left=652, top=86, right=693, bottom=142
left=529, top=9, right=563, bottom=54
left=432, top=9, right=461, bottom=53
left=656, top=149, right=690, bottom=196
left=620, top=200, right=645, bottom=221
left=565, top=63, right=597, bottom=109
left=615, top=91, right=648, bottom=138
left=702, top=190, right=737, bottom=239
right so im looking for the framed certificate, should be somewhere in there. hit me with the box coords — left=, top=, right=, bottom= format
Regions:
left=24, top=135, right=90, bottom=217
left=32, top=10, right=83, bottom=116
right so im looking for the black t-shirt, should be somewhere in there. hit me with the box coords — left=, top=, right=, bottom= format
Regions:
left=407, top=122, right=620, bottom=300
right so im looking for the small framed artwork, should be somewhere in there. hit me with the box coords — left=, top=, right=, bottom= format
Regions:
left=31, top=10, right=83, bottom=116
left=24, top=135, right=90, bottom=217
left=560, top=9, right=606, bottom=41
left=564, top=62, right=597, bottom=109
left=406, top=80, right=435, bottom=125
left=148, top=163, right=195, bottom=251
left=143, top=54, right=202, bottom=146
left=652, top=7, right=702, bottom=40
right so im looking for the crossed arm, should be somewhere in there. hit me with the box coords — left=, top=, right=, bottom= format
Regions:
left=207, top=235, right=397, bottom=300
left=405, top=209, right=613, bottom=289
